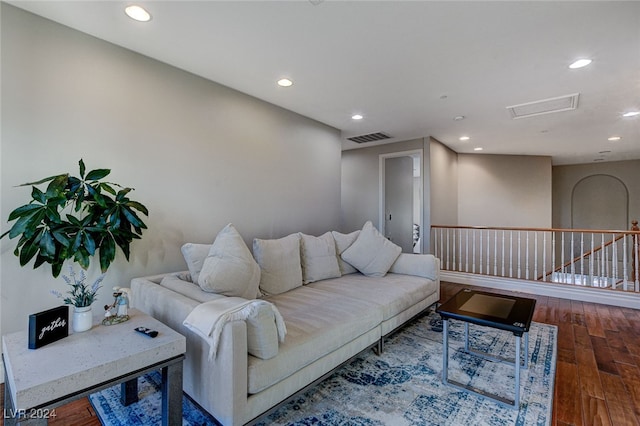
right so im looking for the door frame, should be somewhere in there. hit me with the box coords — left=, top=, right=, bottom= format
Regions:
left=379, top=149, right=423, bottom=252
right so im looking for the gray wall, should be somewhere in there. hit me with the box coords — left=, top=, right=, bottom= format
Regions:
left=429, top=138, right=458, bottom=226
left=340, top=138, right=428, bottom=233
left=457, top=154, right=552, bottom=227
left=553, top=160, right=640, bottom=231
left=1, top=5, right=342, bottom=335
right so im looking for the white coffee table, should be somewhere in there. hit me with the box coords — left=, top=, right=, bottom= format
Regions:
left=2, top=308, right=186, bottom=425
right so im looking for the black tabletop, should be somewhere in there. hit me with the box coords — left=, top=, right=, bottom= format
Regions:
left=436, top=289, right=536, bottom=336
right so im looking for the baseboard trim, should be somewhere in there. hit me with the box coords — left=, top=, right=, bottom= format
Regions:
left=441, top=271, right=640, bottom=309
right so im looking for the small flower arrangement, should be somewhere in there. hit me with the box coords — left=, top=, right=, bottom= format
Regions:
left=51, top=266, right=104, bottom=308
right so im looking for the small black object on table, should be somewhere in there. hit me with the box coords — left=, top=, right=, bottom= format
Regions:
left=436, top=288, right=536, bottom=408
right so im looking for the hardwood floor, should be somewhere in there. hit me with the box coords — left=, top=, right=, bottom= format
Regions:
left=1, top=281, right=639, bottom=425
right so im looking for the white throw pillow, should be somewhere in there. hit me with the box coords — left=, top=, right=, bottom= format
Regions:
left=299, top=232, right=341, bottom=284
left=331, top=230, right=360, bottom=275
left=181, top=243, right=211, bottom=283
left=341, top=221, right=402, bottom=277
left=253, top=233, right=303, bottom=295
left=198, top=224, right=261, bottom=299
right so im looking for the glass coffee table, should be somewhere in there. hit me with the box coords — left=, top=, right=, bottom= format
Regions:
left=436, top=288, right=536, bottom=408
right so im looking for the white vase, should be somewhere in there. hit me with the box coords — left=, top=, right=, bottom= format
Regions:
left=73, top=306, right=93, bottom=333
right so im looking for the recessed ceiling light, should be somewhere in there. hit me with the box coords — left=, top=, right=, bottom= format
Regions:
left=351, top=114, right=363, bottom=120
left=608, top=136, right=621, bottom=141
left=125, top=5, right=151, bottom=22
left=453, top=115, right=465, bottom=121
left=569, top=59, right=592, bottom=69
left=277, top=78, right=293, bottom=87
left=459, top=136, right=470, bottom=141
left=623, top=111, right=640, bottom=117
left=473, top=147, right=483, bottom=151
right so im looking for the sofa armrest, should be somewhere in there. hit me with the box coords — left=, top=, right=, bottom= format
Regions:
left=131, top=277, right=250, bottom=425
left=389, top=253, right=439, bottom=281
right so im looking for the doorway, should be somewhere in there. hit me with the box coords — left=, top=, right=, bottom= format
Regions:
left=379, top=150, right=423, bottom=253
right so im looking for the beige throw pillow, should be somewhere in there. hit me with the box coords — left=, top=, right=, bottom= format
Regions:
left=181, top=243, right=211, bottom=283
left=253, top=233, right=303, bottom=295
left=198, top=224, right=261, bottom=299
left=341, top=221, right=401, bottom=277
left=331, top=230, right=360, bottom=275
left=299, top=232, right=341, bottom=284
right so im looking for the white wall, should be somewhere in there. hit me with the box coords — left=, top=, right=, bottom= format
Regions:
left=1, top=5, right=342, bottom=336
left=457, top=154, right=552, bottom=227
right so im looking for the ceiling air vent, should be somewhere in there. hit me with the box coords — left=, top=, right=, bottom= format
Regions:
left=347, top=132, right=391, bottom=144
left=506, top=93, right=579, bottom=119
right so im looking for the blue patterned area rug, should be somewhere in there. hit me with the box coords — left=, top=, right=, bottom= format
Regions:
left=90, top=309, right=556, bottom=425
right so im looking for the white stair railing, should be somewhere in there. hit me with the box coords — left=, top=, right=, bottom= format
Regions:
left=431, top=223, right=640, bottom=293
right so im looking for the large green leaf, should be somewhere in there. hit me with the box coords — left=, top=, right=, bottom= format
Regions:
left=31, top=186, right=46, bottom=204
left=99, top=234, right=116, bottom=272
left=39, top=230, right=56, bottom=258
left=126, top=201, right=149, bottom=216
left=45, top=175, right=68, bottom=198
left=85, top=168, right=111, bottom=181
left=19, top=234, right=40, bottom=266
left=79, top=159, right=86, bottom=178
left=7, top=204, right=42, bottom=221
left=8, top=209, right=44, bottom=239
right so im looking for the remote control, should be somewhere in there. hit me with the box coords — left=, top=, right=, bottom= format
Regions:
left=135, top=327, right=158, bottom=338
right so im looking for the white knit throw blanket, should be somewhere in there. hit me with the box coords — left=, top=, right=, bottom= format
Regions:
left=183, top=297, right=286, bottom=360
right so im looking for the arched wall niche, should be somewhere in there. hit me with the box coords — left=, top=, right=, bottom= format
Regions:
left=571, top=174, right=629, bottom=231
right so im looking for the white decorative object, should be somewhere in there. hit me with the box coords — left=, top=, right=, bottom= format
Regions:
left=73, top=306, right=92, bottom=333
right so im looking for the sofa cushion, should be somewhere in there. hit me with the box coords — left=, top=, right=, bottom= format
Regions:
left=160, top=275, right=226, bottom=304
left=254, top=233, right=303, bottom=295
left=247, top=286, right=382, bottom=394
left=341, top=221, right=401, bottom=277
left=331, top=230, right=360, bottom=275
left=309, top=273, right=438, bottom=321
left=181, top=243, right=210, bottom=284
left=299, top=232, right=341, bottom=284
left=198, top=224, right=261, bottom=299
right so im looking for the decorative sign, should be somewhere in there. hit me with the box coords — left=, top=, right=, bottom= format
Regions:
left=28, top=306, right=69, bottom=349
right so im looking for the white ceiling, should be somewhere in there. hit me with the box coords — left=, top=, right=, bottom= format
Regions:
left=9, top=0, right=640, bottom=165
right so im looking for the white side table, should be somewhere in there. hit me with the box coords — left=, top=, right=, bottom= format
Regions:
left=2, top=308, right=186, bottom=425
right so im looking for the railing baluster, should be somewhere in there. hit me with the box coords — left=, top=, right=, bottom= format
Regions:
left=598, top=232, right=606, bottom=290
left=466, top=229, right=470, bottom=273
left=458, top=229, right=462, bottom=271
left=570, top=232, right=575, bottom=284
left=533, top=232, right=537, bottom=281
left=623, top=232, right=628, bottom=291
left=509, top=231, right=514, bottom=278
left=516, top=231, right=521, bottom=279
left=472, top=229, right=476, bottom=273
left=580, top=232, right=585, bottom=285
left=501, top=230, right=505, bottom=277
left=494, top=230, right=498, bottom=276
left=589, top=233, right=596, bottom=287
left=611, top=233, right=616, bottom=289
left=633, top=233, right=640, bottom=293
left=478, top=229, right=484, bottom=275
left=446, top=228, right=450, bottom=271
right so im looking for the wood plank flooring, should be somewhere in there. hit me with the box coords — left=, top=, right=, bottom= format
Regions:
left=1, top=281, right=639, bottom=425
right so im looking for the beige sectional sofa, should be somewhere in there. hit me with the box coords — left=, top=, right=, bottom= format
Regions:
left=131, top=222, right=440, bottom=426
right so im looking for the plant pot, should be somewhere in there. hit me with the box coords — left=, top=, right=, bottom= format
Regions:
left=73, top=306, right=93, bottom=333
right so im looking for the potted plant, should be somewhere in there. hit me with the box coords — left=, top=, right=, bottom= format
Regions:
left=1, top=159, right=148, bottom=331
